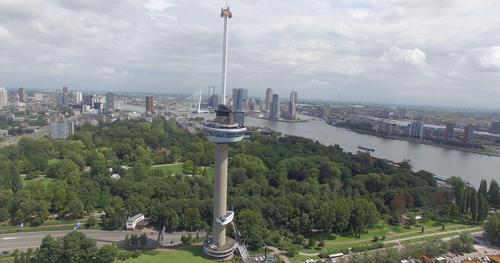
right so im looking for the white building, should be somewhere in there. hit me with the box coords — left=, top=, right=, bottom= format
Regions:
left=72, top=91, right=83, bottom=104
left=49, top=121, right=74, bottom=139
left=126, top=214, right=145, bottom=230
left=0, top=87, right=8, bottom=109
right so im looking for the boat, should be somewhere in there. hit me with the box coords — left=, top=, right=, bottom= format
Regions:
left=358, top=146, right=375, bottom=153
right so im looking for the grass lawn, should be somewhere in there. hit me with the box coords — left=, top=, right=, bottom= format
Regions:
left=21, top=176, right=54, bottom=187
left=151, top=163, right=184, bottom=175
left=118, top=246, right=221, bottom=263
left=151, top=163, right=215, bottom=181
left=302, top=220, right=470, bottom=253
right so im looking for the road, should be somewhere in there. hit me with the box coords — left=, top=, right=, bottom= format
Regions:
left=0, top=126, right=48, bottom=147
left=0, top=230, right=127, bottom=252
left=0, top=229, right=198, bottom=252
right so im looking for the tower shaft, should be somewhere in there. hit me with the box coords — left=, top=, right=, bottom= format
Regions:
left=221, top=11, right=229, bottom=105
left=213, top=143, right=229, bottom=246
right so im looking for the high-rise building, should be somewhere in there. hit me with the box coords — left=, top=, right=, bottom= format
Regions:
left=208, top=86, right=216, bottom=97
left=463, top=125, right=474, bottom=144
left=231, top=88, right=248, bottom=112
left=0, top=87, right=8, bottom=109
left=83, top=94, right=94, bottom=107
left=444, top=123, right=455, bottom=141
left=18, top=88, right=27, bottom=103
left=49, top=121, right=74, bottom=139
left=209, top=94, right=219, bottom=108
left=271, top=94, right=280, bottom=119
left=202, top=5, right=247, bottom=259
left=288, top=91, right=298, bottom=118
left=265, top=88, right=273, bottom=113
left=72, top=91, right=83, bottom=104
left=145, top=96, right=155, bottom=113
left=105, top=92, right=114, bottom=114
left=62, top=86, right=69, bottom=105
left=408, top=121, right=424, bottom=140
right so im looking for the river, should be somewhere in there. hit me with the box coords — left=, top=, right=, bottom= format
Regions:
left=199, top=113, right=499, bottom=187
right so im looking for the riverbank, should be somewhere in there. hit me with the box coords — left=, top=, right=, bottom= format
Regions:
left=247, top=115, right=310, bottom=123
left=333, top=125, right=500, bottom=157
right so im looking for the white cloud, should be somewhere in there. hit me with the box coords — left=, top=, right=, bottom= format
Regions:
left=380, top=46, right=426, bottom=67
left=0, top=0, right=499, bottom=108
left=478, top=46, right=500, bottom=71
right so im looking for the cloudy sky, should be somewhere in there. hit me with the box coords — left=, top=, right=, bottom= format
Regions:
left=1, top=0, right=500, bottom=108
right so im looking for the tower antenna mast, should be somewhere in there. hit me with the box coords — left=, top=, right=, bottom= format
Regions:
left=220, top=2, right=232, bottom=105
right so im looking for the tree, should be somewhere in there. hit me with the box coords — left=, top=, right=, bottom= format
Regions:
left=130, top=234, right=139, bottom=246
left=469, top=189, right=478, bottom=222
left=64, top=199, right=85, bottom=219
left=484, top=213, right=500, bottom=244
left=477, top=195, right=489, bottom=223
left=488, top=180, right=500, bottom=209
left=181, top=234, right=192, bottom=245
left=238, top=209, right=269, bottom=248
left=479, top=179, right=488, bottom=197
left=230, top=154, right=268, bottom=178
left=37, top=235, right=62, bottom=263
left=60, top=231, right=98, bottom=263
left=184, top=208, right=202, bottom=231
left=46, top=159, right=80, bottom=179
left=449, top=233, right=474, bottom=253
left=139, top=233, right=148, bottom=246
left=101, top=197, right=126, bottom=230
left=96, top=245, right=118, bottom=263
left=182, top=160, right=194, bottom=175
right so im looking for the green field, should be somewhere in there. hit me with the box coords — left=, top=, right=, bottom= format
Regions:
left=118, top=246, right=221, bottom=263
left=151, top=163, right=215, bottom=180
left=301, top=220, right=470, bottom=253
left=150, top=163, right=184, bottom=175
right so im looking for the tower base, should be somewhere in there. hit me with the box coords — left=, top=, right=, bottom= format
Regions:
left=203, top=236, right=236, bottom=258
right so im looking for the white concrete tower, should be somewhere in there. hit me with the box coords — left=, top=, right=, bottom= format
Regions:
left=202, top=4, right=246, bottom=259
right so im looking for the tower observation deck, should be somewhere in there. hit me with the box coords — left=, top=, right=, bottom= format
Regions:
left=202, top=5, right=247, bottom=259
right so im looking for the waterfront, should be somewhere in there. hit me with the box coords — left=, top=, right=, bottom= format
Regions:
left=198, top=114, right=499, bottom=187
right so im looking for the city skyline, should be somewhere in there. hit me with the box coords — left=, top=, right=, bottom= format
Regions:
left=1, top=1, right=500, bottom=109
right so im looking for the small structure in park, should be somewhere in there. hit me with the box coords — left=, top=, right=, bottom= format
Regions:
left=126, top=214, right=145, bottom=230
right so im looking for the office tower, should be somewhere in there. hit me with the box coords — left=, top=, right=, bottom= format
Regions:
left=208, top=86, right=216, bottom=97
left=265, top=88, right=273, bottom=113
left=83, top=94, right=94, bottom=107
left=62, top=86, right=69, bottom=105
left=0, top=87, right=8, bottom=109
left=231, top=88, right=248, bottom=112
left=271, top=94, right=279, bottom=119
left=408, top=121, right=425, bottom=140
left=145, top=96, right=155, bottom=113
left=202, top=5, right=246, bottom=259
left=105, top=92, right=114, bottom=113
left=209, top=94, right=219, bottom=108
left=288, top=91, right=298, bottom=118
left=72, top=91, right=83, bottom=104
left=49, top=121, right=74, bottom=139
left=444, top=123, right=455, bottom=141
left=463, top=125, right=474, bottom=144
left=18, top=88, right=27, bottom=103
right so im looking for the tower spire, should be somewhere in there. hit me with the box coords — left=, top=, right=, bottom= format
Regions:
left=220, top=5, right=232, bottom=105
